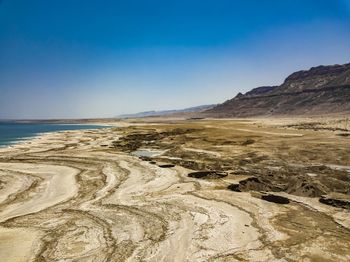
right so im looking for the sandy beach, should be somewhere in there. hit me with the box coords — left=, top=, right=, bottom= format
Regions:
left=0, top=119, right=349, bottom=261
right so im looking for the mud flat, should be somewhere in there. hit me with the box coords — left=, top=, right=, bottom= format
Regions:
left=0, top=119, right=349, bottom=261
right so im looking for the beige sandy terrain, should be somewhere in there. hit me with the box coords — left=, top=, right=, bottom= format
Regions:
left=0, top=119, right=349, bottom=261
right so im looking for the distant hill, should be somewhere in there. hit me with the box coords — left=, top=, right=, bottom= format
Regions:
left=205, top=62, right=350, bottom=117
left=117, top=104, right=216, bottom=119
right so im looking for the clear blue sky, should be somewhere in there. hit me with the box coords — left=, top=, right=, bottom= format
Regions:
left=1, top=0, right=350, bottom=119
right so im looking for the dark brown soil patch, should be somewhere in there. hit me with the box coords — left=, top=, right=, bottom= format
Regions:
left=261, top=194, right=290, bottom=204
left=242, top=139, right=255, bottom=145
left=158, top=164, right=175, bottom=168
left=188, top=171, right=227, bottom=179
left=228, top=177, right=284, bottom=192
left=319, top=195, right=350, bottom=210
left=337, top=133, right=350, bottom=137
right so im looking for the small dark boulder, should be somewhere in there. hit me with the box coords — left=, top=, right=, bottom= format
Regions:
left=227, top=184, right=241, bottom=192
left=242, top=139, right=255, bottom=146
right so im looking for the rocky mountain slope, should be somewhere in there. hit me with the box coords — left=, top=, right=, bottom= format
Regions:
left=206, top=63, right=350, bottom=117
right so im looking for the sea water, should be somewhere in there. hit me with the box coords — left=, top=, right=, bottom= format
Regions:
left=0, top=122, right=107, bottom=147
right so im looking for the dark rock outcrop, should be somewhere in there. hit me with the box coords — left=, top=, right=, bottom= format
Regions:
left=244, top=86, right=278, bottom=97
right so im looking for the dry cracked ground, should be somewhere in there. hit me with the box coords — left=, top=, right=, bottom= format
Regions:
left=0, top=118, right=350, bottom=261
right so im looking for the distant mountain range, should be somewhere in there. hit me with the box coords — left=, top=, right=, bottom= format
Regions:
left=117, top=104, right=216, bottom=118
left=205, top=62, right=350, bottom=117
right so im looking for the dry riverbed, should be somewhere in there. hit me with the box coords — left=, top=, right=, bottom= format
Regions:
left=0, top=118, right=349, bottom=261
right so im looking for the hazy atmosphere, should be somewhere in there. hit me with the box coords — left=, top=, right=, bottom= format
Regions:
left=1, top=0, right=350, bottom=119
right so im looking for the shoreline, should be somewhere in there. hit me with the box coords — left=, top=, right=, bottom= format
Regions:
left=0, top=122, right=113, bottom=149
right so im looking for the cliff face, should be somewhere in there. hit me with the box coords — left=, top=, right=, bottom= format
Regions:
left=206, top=63, right=350, bottom=117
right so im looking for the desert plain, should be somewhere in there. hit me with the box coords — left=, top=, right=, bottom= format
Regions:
left=0, top=117, right=350, bottom=261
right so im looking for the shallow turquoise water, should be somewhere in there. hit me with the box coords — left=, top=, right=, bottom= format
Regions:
left=131, top=149, right=164, bottom=157
left=0, top=122, right=108, bottom=147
